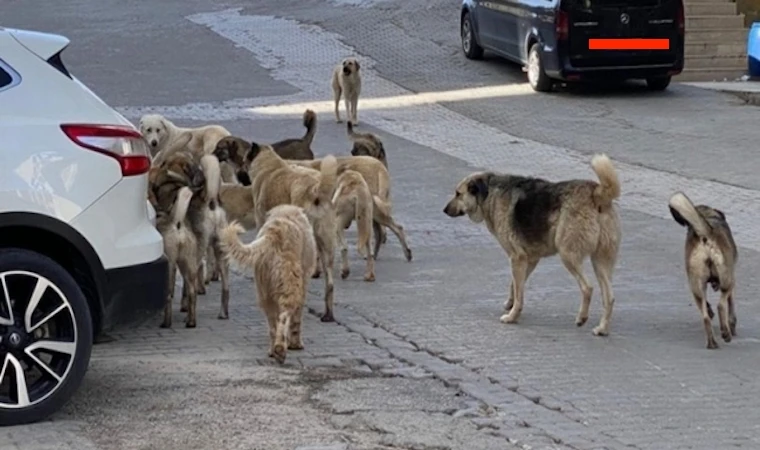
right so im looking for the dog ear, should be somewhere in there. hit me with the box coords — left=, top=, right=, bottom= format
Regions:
left=669, top=206, right=688, bottom=228
left=467, top=177, right=489, bottom=202
left=377, top=144, right=386, bottom=161
left=247, top=142, right=263, bottom=162
left=237, top=170, right=252, bottom=186
left=714, top=208, right=726, bottom=221
left=354, top=60, right=360, bottom=70
left=159, top=117, right=168, bottom=132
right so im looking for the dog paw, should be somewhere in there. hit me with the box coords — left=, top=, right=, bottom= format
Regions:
left=185, top=321, right=197, bottom=329
left=575, top=316, right=588, bottom=327
left=159, top=321, right=171, bottom=329
left=341, top=268, right=350, bottom=280
left=321, top=311, right=335, bottom=323
left=364, top=273, right=375, bottom=282
left=499, top=313, right=518, bottom=324
left=197, top=286, right=207, bottom=295
left=288, top=341, right=304, bottom=350
left=217, top=313, right=229, bottom=320
left=592, top=325, right=609, bottom=337
left=706, top=338, right=719, bottom=349
left=721, top=329, right=732, bottom=343
left=273, top=344, right=287, bottom=364
left=404, top=248, right=413, bottom=262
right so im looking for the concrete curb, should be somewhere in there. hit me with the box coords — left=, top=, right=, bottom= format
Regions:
left=681, top=80, right=760, bottom=106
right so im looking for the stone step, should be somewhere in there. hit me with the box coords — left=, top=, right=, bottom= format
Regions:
left=686, top=14, right=746, bottom=29
left=675, top=67, right=747, bottom=81
left=685, top=54, right=747, bottom=68
left=686, top=28, right=749, bottom=42
left=686, top=41, right=747, bottom=57
left=685, top=2, right=737, bottom=15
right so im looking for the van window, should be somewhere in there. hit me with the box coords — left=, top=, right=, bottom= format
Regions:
left=0, top=68, right=10, bottom=89
left=0, top=60, right=20, bottom=93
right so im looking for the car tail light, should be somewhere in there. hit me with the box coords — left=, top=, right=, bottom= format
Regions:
left=556, top=10, right=569, bottom=41
left=677, top=2, right=684, bottom=35
left=60, top=124, right=151, bottom=176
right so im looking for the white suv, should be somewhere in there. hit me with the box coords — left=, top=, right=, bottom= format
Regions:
left=0, top=27, right=168, bottom=425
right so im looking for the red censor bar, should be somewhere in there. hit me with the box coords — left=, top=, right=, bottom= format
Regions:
left=588, top=38, right=670, bottom=50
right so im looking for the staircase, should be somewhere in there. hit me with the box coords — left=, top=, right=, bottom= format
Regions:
left=677, top=0, right=748, bottom=81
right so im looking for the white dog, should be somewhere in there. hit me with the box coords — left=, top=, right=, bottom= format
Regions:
left=331, top=58, right=362, bottom=126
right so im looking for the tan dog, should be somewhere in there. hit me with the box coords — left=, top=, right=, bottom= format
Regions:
left=669, top=192, right=738, bottom=349
left=155, top=187, right=199, bottom=329
left=238, top=142, right=340, bottom=322
left=332, top=58, right=362, bottom=125
left=443, top=154, right=621, bottom=337
left=219, top=182, right=257, bottom=230
left=221, top=205, right=317, bottom=364
left=333, top=169, right=375, bottom=282
left=289, top=157, right=412, bottom=263
left=347, top=122, right=387, bottom=168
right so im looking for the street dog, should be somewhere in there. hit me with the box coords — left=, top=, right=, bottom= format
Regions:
left=155, top=186, right=199, bottom=329
left=333, top=169, right=375, bottom=282
left=668, top=192, right=738, bottom=349
left=221, top=205, right=317, bottom=364
left=236, top=142, right=340, bottom=322
left=139, top=113, right=238, bottom=183
left=443, top=154, right=621, bottom=337
left=148, top=151, right=231, bottom=326
left=219, top=182, right=257, bottom=230
left=332, top=57, right=362, bottom=125
left=288, top=156, right=412, bottom=263
left=347, top=121, right=387, bottom=169
left=266, top=109, right=318, bottom=160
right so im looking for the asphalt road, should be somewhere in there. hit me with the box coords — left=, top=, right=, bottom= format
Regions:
left=4, top=1, right=760, bottom=449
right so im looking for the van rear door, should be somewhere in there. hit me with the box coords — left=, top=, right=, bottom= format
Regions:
left=565, top=0, right=683, bottom=68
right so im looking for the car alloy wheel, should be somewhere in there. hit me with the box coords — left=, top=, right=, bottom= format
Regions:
left=462, top=20, right=472, bottom=54
left=0, top=271, right=77, bottom=410
left=528, top=50, right=541, bottom=88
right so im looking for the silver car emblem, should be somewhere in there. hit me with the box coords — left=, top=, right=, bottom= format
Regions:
left=620, top=13, right=630, bottom=24
left=9, top=333, right=21, bottom=346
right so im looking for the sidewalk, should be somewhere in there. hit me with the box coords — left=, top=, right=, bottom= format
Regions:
left=682, top=78, right=760, bottom=105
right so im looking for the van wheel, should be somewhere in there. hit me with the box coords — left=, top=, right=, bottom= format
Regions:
left=646, top=76, right=671, bottom=91
left=461, top=13, right=484, bottom=60
left=0, top=248, right=93, bottom=426
left=527, top=43, right=553, bottom=92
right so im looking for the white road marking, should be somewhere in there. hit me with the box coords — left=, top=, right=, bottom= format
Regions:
left=119, top=8, right=760, bottom=252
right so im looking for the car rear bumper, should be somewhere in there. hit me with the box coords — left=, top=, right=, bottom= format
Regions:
left=543, top=46, right=684, bottom=81
left=101, top=255, right=168, bottom=330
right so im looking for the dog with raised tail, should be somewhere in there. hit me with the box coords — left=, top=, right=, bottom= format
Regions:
left=669, top=192, right=738, bottom=349
left=221, top=205, right=317, bottom=364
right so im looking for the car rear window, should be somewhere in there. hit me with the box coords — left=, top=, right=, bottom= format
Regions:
left=0, top=60, right=20, bottom=93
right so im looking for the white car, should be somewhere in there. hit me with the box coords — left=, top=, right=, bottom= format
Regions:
left=0, top=27, right=168, bottom=425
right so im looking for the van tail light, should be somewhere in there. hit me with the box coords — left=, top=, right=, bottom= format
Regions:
left=556, top=10, right=569, bottom=41
left=677, top=2, right=685, bottom=35
left=61, top=124, right=152, bottom=177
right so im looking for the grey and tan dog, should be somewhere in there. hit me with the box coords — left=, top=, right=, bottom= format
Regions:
left=347, top=121, right=387, bottom=168
left=668, top=192, right=738, bottom=349
left=332, top=58, right=362, bottom=125
left=443, top=155, right=621, bottom=336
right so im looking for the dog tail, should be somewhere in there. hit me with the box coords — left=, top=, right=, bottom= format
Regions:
left=200, top=154, right=222, bottom=209
left=317, top=155, right=338, bottom=206
left=172, top=187, right=194, bottom=227
left=591, top=154, right=621, bottom=207
left=669, top=192, right=712, bottom=238
left=302, top=109, right=317, bottom=146
left=220, top=221, right=267, bottom=269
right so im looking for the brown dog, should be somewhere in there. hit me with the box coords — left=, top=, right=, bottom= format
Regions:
left=236, top=142, right=340, bottom=322
left=333, top=169, right=375, bottom=282
left=669, top=192, right=738, bottom=349
left=332, top=58, right=362, bottom=125
left=347, top=121, right=387, bottom=169
left=154, top=187, right=199, bottom=329
left=221, top=205, right=317, bottom=364
left=443, top=154, right=621, bottom=337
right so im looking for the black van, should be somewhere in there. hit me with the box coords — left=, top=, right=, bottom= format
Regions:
left=460, top=0, right=685, bottom=92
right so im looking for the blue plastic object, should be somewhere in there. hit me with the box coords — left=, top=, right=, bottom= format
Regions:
left=749, top=22, right=760, bottom=77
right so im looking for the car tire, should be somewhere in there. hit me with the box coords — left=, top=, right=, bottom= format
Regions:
left=527, top=43, right=553, bottom=93
left=461, top=13, right=484, bottom=60
left=0, top=248, right=93, bottom=426
left=645, top=76, right=671, bottom=91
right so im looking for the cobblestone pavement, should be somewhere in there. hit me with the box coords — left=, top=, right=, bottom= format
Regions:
left=5, top=0, right=760, bottom=449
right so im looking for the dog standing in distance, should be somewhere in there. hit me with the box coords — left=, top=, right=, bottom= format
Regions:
left=332, top=58, right=362, bottom=125
left=443, top=154, right=621, bottom=336
left=669, top=192, right=738, bottom=349
left=221, top=206, right=317, bottom=364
